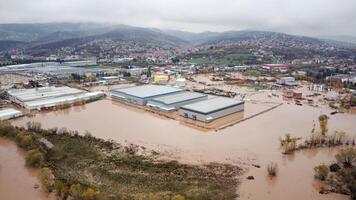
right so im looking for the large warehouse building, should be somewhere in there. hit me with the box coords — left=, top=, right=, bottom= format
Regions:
left=179, top=97, right=244, bottom=123
left=0, top=108, right=23, bottom=120
left=7, top=86, right=104, bottom=110
left=111, top=85, right=183, bottom=105
left=147, top=92, right=208, bottom=112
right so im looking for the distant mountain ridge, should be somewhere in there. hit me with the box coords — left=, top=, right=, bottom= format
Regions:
left=0, top=23, right=355, bottom=51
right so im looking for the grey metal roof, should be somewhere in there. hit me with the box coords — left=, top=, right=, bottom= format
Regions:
left=0, top=108, right=22, bottom=120
left=112, top=85, right=183, bottom=98
left=180, top=97, right=244, bottom=114
left=24, top=91, right=104, bottom=110
left=150, top=92, right=207, bottom=105
left=8, top=86, right=84, bottom=102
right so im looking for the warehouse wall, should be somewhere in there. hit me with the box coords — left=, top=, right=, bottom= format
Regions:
left=111, top=92, right=146, bottom=105
left=179, top=103, right=244, bottom=122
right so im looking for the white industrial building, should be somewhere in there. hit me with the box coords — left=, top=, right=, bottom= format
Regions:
left=111, top=85, right=183, bottom=105
left=147, top=92, right=208, bottom=112
left=0, top=108, right=23, bottom=120
left=8, top=86, right=83, bottom=106
left=23, top=91, right=104, bottom=110
left=277, top=77, right=297, bottom=86
left=61, top=60, right=97, bottom=67
left=7, top=86, right=105, bottom=110
left=179, top=97, right=244, bottom=123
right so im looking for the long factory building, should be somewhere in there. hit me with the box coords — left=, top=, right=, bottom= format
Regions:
left=147, top=92, right=208, bottom=112
left=179, top=97, right=245, bottom=123
left=0, top=108, right=23, bottom=120
left=111, top=85, right=184, bottom=105
left=7, top=86, right=105, bottom=110
left=111, top=84, right=244, bottom=122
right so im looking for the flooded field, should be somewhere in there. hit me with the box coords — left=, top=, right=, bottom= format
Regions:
left=11, top=96, right=356, bottom=200
left=0, top=138, right=53, bottom=200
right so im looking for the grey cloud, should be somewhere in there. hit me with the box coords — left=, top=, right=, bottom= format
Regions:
left=0, top=0, right=355, bottom=36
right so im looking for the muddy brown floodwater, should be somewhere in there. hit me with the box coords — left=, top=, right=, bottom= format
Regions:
left=11, top=98, right=356, bottom=200
left=0, top=138, right=53, bottom=200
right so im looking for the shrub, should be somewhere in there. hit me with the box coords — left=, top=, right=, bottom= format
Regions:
left=69, top=183, right=84, bottom=199
left=172, top=194, right=185, bottom=200
left=282, top=140, right=297, bottom=154
left=25, top=149, right=44, bottom=167
left=83, top=187, right=98, bottom=200
left=267, top=162, right=278, bottom=177
left=314, top=164, right=329, bottom=180
left=15, top=132, right=34, bottom=149
left=38, top=167, right=55, bottom=192
left=0, top=121, right=19, bottom=137
left=54, top=180, right=65, bottom=196
left=280, top=134, right=301, bottom=154
left=336, top=148, right=356, bottom=168
left=329, top=163, right=341, bottom=172
left=280, top=133, right=293, bottom=146
left=318, top=114, right=328, bottom=136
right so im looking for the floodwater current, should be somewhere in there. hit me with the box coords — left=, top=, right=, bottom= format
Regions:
left=8, top=97, right=356, bottom=200
left=0, top=138, right=53, bottom=200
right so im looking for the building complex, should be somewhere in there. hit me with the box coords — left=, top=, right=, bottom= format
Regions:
left=111, top=85, right=245, bottom=123
left=111, top=85, right=183, bottom=105
left=7, top=86, right=104, bottom=110
left=179, top=97, right=245, bottom=123
left=147, top=92, right=208, bottom=112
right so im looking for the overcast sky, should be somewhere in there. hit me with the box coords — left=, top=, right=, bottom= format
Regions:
left=0, top=0, right=355, bottom=36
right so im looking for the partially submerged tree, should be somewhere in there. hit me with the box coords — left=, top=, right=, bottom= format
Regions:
left=267, top=162, right=278, bottom=177
left=314, top=164, right=329, bottom=181
left=318, top=114, right=328, bottom=136
left=336, top=148, right=356, bottom=168
left=280, top=134, right=300, bottom=154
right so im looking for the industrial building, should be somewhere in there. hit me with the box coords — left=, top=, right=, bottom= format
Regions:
left=23, top=91, right=104, bottom=110
left=111, top=85, right=183, bottom=105
left=179, top=97, right=244, bottom=123
left=7, top=86, right=105, bottom=110
left=0, top=108, right=23, bottom=120
left=147, top=92, right=208, bottom=112
left=0, top=62, right=103, bottom=78
left=277, top=77, right=297, bottom=86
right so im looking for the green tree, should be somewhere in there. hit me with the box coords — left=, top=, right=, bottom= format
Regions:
left=39, top=167, right=55, bottom=192
left=25, top=149, right=44, bottom=167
